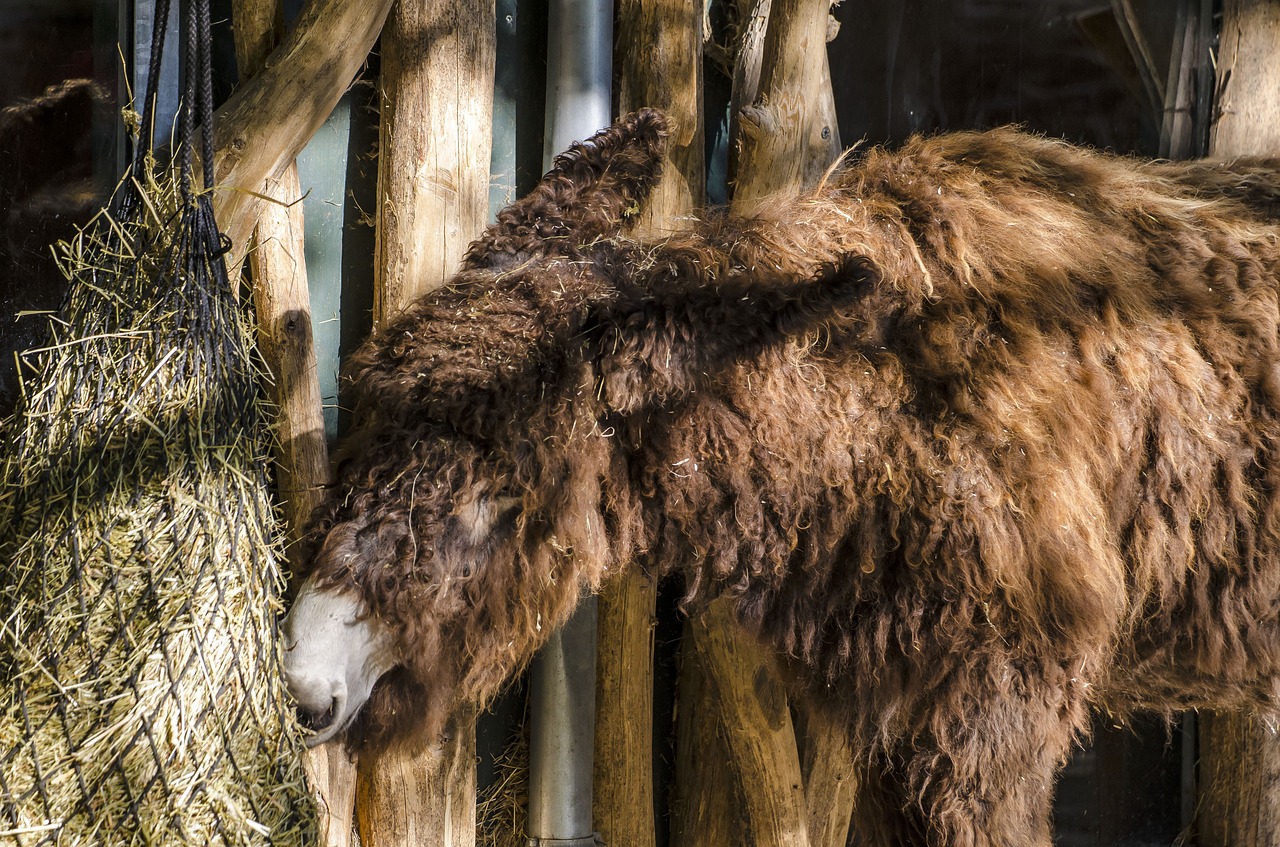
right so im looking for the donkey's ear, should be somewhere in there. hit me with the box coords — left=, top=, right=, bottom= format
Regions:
left=464, top=109, right=670, bottom=269
left=596, top=254, right=882, bottom=415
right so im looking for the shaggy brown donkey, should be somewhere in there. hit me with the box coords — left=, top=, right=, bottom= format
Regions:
left=282, top=110, right=1280, bottom=846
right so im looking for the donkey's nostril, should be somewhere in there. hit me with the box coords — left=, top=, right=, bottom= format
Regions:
left=299, top=696, right=338, bottom=733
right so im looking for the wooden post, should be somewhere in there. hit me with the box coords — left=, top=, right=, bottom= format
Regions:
left=230, top=4, right=356, bottom=846
left=371, top=0, right=496, bottom=323
left=799, top=710, right=857, bottom=847
left=671, top=617, right=745, bottom=847
left=732, top=0, right=841, bottom=206
left=595, top=9, right=705, bottom=847
left=728, top=0, right=839, bottom=192
left=690, top=599, right=809, bottom=847
left=356, top=2, right=494, bottom=845
left=676, top=2, right=850, bottom=846
left=1198, top=7, right=1280, bottom=844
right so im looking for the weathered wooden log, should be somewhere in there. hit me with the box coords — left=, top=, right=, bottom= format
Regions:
left=355, top=1, right=495, bottom=845
left=670, top=620, right=744, bottom=847
left=356, top=712, right=477, bottom=846
left=211, top=0, right=393, bottom=274
left=1198, top=7, right=1280, bottom=844
left=595, top=5, right=705, bottom=847
left=690, top=599, right=809, bottom=847
left=799, top=710, right=857, bottom=847
left=731, top=0, right=840, bottom=204
left=1208, top=0, right=1280, bottom=157
left=229, top=4, right=356, bottom=845
left=593, top=568, right=659, bottom=847
left=371, top=0, right=496, bottom=323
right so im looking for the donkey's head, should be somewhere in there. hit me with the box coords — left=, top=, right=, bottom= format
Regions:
left=280, top=111, right=671, bottom=751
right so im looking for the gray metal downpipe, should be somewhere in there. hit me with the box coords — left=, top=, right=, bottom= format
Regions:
left=527, top=596, right=602, bottom=847
left=527, top=3, right=613, bottom=845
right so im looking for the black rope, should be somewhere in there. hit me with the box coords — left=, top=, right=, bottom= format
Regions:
left=196, top=0, right=216, bottom=194
left=178, top=0, right=197, bottom=205
left=131, top=0, right=173, bottom=175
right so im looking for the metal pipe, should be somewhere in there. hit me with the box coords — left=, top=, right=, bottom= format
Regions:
left=541, top=0, right=614, bottom=170
left=527, top=596, right=601, bottom=846
left=527, top=3, right=612, bottom=844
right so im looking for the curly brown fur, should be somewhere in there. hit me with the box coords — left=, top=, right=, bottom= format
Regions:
left=300, top=110, right=1280, bottom=846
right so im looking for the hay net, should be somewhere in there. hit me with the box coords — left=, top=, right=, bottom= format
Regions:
left=0, top=0, right=317, bottom=843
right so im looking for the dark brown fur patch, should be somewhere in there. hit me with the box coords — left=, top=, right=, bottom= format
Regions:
left=301, top=111, right=1280, bottom=846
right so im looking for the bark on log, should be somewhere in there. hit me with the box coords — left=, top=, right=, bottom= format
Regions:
left=596, top=6, right=705, bottom=847
left=210, top=0, right=394, bottom=274
left=1199, top=4, right=1280, bottom=843
left=356, top=2, right=495, bottom=845
left=230, top=5, right=356, bottom=846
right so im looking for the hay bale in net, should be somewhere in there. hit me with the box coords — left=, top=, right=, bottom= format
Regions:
left=0, top=0, right=318, bottom=832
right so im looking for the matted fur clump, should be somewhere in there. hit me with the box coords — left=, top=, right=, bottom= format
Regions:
left=287, top=110, right=1280, bottom=846
left=0, top=158, right=316, bottom=845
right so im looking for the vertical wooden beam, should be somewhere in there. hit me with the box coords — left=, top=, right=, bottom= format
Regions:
left=593, top=569, right=660, bottom=847
left=596, top=7, right=704, bottom=847
left=1199, top=6, right=1280, bottom=845
left=357, top=1, right=494, bottom=845
left=230, top=5, right=356, bottom=846
left=799, top=710, right=857, bottom=847
left=728, top=0, right=839, bottom=190
left=371, top=0, right=496, bottom=324
left=671, top=618, right=745, bottom=847
left=1208, top=0, right=1280, bottom=156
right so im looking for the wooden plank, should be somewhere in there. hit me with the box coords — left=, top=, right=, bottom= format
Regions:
left=1110, top=0, right=1165, bottom=114
left=230, top=5, right=356, bottom=846
left=356, top=1, right=494, bottom=844
left=1198, top=4, right=1280, bottom=843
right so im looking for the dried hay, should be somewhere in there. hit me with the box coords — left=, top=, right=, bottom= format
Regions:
left=0, top=153, right=316, bottom=845
left=477, top=723, right=528, bottom=847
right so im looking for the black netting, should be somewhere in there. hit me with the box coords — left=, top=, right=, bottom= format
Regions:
left=0, top=0, right=316, bottom=843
